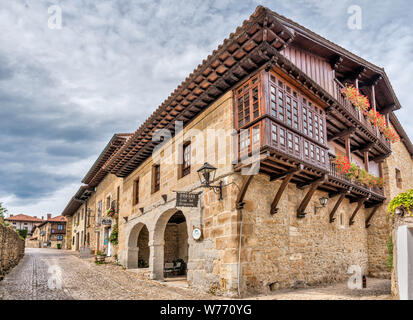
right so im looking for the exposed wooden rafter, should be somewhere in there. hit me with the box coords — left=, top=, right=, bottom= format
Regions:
left=365, top=204, right=382, bottom=228
left=297, top=175, right=327, bottom=218
left=328, top=127, right=356, bottom=142
left=270, top=164, right=303, bottom=214
left=329, top=189, right=351, bottom=223
left=349, top=197, right=369, bottom=226
left=236, top=175, right=254, bottom=210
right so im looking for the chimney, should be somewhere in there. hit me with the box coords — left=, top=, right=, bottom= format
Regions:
left=10, top=214, right=13, bottom=217
left=42, top=216, right=44, bottom=220
left=34, top=216, right=37, bottom=219
left=47, top=213, right=52, bottom=220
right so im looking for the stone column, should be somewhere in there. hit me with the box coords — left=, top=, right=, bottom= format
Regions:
left=126, top=247, right=139, bottom=269
left=149, top=242, right=165, bottom=280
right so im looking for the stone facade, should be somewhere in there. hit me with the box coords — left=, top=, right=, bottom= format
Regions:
left=59, top=7, right=413, bottom=297
left=0, top=222, right=25, bottom=280
left=63, top=85, right=413, bottom=297
left=367, top=138, right=413, bottom=279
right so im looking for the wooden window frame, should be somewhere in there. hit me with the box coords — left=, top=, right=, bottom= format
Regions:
left=234, top=75, right=262, bottom=129
left=152, top=164, right=160, bottom=193
left=396, top=168, right=402, bottom=189
left=180, top=142, right=191, bottom=178
left=133, top=178, right=140, bottom=205
left=106, top=196, right=111, bottom=211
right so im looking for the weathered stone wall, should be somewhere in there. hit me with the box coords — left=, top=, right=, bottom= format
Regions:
left=164, top=224, right=178, bottom=263
left=234, top=173, right=369, bottom=295
left=25, top=238, right=40, bottom=248
left=137, top=226, right=149, bottom=264
left=367, top=136, right=413, bottom=278
left=85, top=172, right=122, bottom=255
left=118, top=91, right=237, bottom=294
left=0, top=223, right=25, bottom=280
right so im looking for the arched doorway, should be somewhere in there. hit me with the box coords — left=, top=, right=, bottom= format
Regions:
left=137, top=225, right=150, bottom=268
left=164, top=211, right=188, bottom=278
left=127, top=222, right=150, bottom=269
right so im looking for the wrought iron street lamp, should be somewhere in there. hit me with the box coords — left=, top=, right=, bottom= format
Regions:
left=395, top=207, right=405, bottom=217
left=314, top=196, right=329, bottom=214
left=197, top=162, right=223, bottom=200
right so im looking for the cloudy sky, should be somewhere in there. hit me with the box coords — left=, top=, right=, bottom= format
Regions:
left=0, top=0, right=412, bottom=218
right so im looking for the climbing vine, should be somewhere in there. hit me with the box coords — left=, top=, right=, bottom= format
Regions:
left=109, top=223, right=119, bottom=245
left=387, top=235, right=393, bottom=270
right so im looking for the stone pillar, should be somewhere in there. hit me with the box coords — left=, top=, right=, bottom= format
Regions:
left=126, top=247, right=139, bottom=269
left=149, top=242, right=165, bottom=280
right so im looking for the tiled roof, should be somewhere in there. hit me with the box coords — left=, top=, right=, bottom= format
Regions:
left=37, top=215, right=67, bottom=228
left=5, top=214, right=44, bottom=222
left=47, top=215, right=67, bottom=222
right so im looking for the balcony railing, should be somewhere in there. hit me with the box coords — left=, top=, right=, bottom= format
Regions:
left=328, top=156, right=384, bottom=197
left=333, top=79, right=390, bottom=148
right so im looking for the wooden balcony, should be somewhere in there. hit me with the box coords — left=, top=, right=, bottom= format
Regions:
left=329, top=80, right=391, bottom=160
left=233, top=69, right=386, bottom=221
left=326, top=156, right=384, bottom=200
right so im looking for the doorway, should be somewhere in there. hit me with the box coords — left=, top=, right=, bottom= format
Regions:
left=163, top=211, right=188, bottom=279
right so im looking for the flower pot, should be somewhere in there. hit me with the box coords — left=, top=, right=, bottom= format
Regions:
left=95, top=255, right=106, bottom=263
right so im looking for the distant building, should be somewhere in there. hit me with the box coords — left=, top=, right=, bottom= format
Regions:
left=30, top=215, right=67, bottom=249
left=5, top=214, right=44, bottom=235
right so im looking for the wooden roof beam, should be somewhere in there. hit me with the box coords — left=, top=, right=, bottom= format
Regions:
left=330, top=55, right=343, bottom=71
left=328, top=126, right=356, bottom=142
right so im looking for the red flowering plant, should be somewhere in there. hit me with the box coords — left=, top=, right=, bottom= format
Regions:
left=332, top=156, right=384, bottom=189
left=342, top=85, right=370, bottom=113
left=383, top=126, right=399, bottom=143
left=341, top=85, right=399, bottom=144
left=333, top=155, right=351, bottom=175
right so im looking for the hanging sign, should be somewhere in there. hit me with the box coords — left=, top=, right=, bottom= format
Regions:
left=175, top=191, right=200, bottom=207
left=102, top=218, right=112, bottom=226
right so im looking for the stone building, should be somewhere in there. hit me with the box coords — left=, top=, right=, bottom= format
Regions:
left=30, top=215, right=67, bottom=249
left=60, top=6, right=413, bottom=296
left=5, top=214, right=44, bottom=236
left=62, top=134, right=132, bottom=255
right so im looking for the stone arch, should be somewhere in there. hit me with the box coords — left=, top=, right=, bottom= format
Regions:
left=149, top=208, right=193, bottom=280
left=126, top=222, right=150, bottom=269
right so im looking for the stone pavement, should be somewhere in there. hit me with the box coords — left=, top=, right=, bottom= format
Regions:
left=0, top=248, right=215, bottom=300
left=0, top=248, right=392, bottom=300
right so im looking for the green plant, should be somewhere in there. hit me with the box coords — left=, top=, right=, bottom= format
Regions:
left=387, top=235, right=393, bottom=270
left=388, top=189, right=413, bottom=215
left=17, top=229, right=28, bottom=239
left=109, top=224, right=118, bottom=245
left=96, top=250, right=106, bottom=256
left=0, top=202, right=8, bottom=221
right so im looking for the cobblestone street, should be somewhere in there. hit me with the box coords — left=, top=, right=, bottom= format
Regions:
left=0, top=248, right=392, bottom=300
left=0, top=248, right=215, bottom=300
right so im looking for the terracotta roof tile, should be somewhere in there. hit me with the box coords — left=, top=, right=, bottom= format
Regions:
left=5, top=214, right=44, bottom=222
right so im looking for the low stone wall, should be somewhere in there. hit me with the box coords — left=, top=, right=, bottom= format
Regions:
left=0, top=223, right=25, bottom=280
left=25, top=239, right=40, bottom=248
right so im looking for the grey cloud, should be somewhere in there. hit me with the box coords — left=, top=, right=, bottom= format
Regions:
left=0, top=0, right=411, bottom=214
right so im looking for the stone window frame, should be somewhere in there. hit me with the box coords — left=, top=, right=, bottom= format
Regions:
left=152, top=164, right=161, bottom=194
left=395, top=168, right=403, bottom=189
